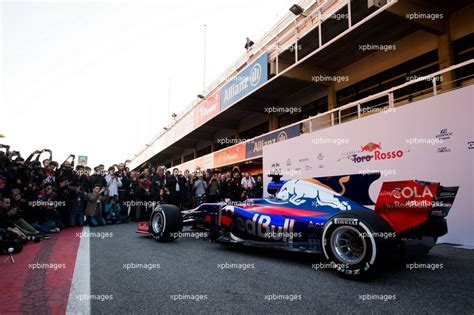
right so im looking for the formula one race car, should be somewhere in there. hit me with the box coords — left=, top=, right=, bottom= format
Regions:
left=136, top=173, right=458, bottom=278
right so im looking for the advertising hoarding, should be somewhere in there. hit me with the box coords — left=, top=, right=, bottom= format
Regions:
left=214, top=143, right=246, bottom=167
left=194, top=91, right=221, bottom=128
left=246, top=124, right=300, bottom=159
left=220, top=54, right=268, bottom=110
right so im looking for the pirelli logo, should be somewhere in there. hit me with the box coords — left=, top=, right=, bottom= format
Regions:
left=334, top=218, right=359, bottom=225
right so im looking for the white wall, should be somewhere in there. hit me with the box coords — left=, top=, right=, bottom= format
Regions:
left=263, top=86, right=474, bottom=246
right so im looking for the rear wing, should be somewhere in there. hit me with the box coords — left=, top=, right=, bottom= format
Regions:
left=375, top=180, right=459, bottom=233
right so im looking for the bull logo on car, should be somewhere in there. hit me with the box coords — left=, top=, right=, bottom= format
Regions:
left=276, top=180, right=351, bottom=210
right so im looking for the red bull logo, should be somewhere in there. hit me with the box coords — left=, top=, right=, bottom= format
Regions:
left=361, top=142, right=382, bottom=152
left=235, top=214, right=296, bottom=242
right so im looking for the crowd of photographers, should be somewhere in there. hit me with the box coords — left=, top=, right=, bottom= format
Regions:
left=0, top=146, right=263, bottom=254
left=129, top=164, right=264, bottom=213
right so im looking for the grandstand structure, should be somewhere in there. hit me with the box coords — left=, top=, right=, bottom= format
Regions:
left=129, top=0, right=474, bottom=174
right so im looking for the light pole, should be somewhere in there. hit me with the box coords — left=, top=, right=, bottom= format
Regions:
left=167, top=76, right=171, bottom=126
left=203, top=24, right=207, bottom=92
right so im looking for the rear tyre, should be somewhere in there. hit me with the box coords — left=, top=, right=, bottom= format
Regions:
left=150, top=204, right=182, bottom=242
left=322, top=210, right=397, bottom=278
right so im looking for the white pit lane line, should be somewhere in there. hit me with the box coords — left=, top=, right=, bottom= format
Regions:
left=66, top=226, right=91, bottom=315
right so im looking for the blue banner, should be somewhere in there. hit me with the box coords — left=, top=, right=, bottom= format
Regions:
left=220, top=53, right=268, bottom=110
left=246, top=124, right=300, bottom=159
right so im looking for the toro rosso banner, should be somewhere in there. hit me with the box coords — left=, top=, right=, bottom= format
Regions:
left=220, top=53, right=268, bottom=110
left=263, top=86, right=474, bottom=246
left=246, top=124, right=300, bottom=159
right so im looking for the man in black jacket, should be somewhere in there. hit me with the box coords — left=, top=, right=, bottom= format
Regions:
left=1, top=196, right=38, bottom=237
left=117, top=163, right=130, bottom=217
left=89, top=166, right=106, bottom=189
left=0, top=197, right=28, bottom=253
left=166, top=168, right=184, bottom=209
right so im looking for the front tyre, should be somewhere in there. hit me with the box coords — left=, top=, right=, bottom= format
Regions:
left=322, top=210, right=396, bottom=278
left=150, top=204, right=182, bottom=242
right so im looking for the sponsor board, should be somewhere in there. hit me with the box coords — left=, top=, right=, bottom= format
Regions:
left=220, top=54, right=268, bottom=110
left=193, top=154, right=214, bottom=171
left=246, top=124, right=300, bottom=159
left=214, top=143, right=246, bottom=167
left=194, top=92, right=221, bottom=127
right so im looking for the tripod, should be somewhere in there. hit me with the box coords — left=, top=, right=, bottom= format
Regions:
left=2, top=247, right=15, bottom=264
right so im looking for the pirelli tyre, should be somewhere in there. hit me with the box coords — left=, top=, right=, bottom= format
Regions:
left=150, top=204, right=182, bottom=242
left=322, top=210, right=396, bottom=278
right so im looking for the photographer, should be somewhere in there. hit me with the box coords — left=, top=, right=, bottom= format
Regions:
left=105, top=168, right=122, bottom=200
left=241, top=172, right=255, bottom=199
left=30, top=161, right=45, bottom=191
left=85, top=184, right=106, bottom=227
left=254, top=176, right=263, bottom=198
left=0, top=198, right=24, bottom=238
left=89, top=166, right=106, bottom=189
left=181, top=169, right=193, bottom=209
left=5, top=158, right=32, bottom=193
left=35, top=183, right=63, bottom=232
left=2, top=196, right=41, bottom=237
left=207, top=174, right=219, bottom=203
left=117, top=163, right=130, bottom=217
left=138, top=174, right=152, bottom=220
left=128, top=171, right=140, bottom=221
left=221, top=171, right=233, bottom=202
left=193, top=174, right=207, bottom=206
left=42, top=162, right=56, bottom=186
left=57, top=177, right=71, bottom=226
left=69, top=182, right=86, bottom=227
left=151, top=166, right=167, bottom=201
left=75, top=165, right=91, bottom=193
left=217, top=174, right=226, bottom=201
left=0, top=197, right=29, bottom=253
left=104, top=196, right=128, bottom=224
left=230, top=170, right=242, bottom=201
left=56, top=160, right=75, bottom=183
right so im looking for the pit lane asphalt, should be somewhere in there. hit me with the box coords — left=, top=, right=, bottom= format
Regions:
left=90, top=223, right=474, bottom=314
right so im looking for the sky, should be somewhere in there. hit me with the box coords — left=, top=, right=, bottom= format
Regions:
left=1, top=0, right=296, bottom=167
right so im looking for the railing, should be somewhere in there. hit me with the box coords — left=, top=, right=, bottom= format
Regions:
left=292, top=59, right=473, bottom=135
